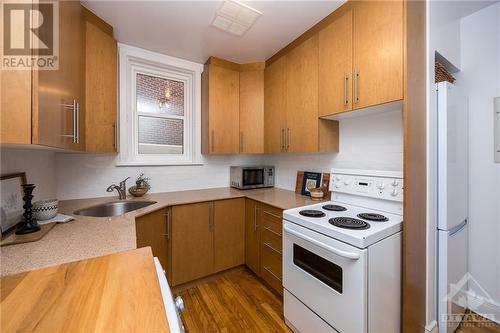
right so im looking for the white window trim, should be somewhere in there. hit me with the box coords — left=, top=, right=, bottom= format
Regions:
left=117, top=43, right=203, bottom=166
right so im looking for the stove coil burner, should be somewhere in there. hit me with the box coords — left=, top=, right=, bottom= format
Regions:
left=322, top=204, right=347, bottom=212
left=329, top=217, right=370, bottom=230
left=299, top=210, right=326, bottom=218
left=357, top=213, right=388, bottom=222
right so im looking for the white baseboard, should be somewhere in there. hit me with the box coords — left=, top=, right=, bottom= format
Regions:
left=425, top=320, right=438, bottom=333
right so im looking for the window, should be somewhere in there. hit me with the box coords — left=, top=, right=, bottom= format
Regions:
left=118, top=44, right=203, bottom=165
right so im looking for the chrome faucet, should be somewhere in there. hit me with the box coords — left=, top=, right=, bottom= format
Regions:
left=106, top=177, right=130, bottom=200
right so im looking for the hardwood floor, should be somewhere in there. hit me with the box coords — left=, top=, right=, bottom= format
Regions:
left=455, top=310, right=500, bottom=333
left=176, top=267, right=291, bottom=333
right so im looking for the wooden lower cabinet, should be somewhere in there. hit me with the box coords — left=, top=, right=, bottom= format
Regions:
left=245, top=199, right=261, bottom=274
left=135, top=208, right=171, bottom=281
left=244, top=201, right=284, bottom=295
left=171, top=202, right=214, bottom=286
left=214, top=198, right=245, bottom=272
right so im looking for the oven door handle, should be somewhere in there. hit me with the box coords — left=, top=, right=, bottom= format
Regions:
left=284, top=223, right=360, bottom=260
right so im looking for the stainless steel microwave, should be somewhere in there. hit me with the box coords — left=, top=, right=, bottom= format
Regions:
left=230, top=166, right=275, bottom=190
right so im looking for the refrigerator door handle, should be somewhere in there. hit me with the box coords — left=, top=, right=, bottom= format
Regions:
left=449, top=219, right=468, bottom=236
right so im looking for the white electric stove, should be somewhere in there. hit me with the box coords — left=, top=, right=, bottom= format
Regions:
left=283, top=169, right=403, bottom=333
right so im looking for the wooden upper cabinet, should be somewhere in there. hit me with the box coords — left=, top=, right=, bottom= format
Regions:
left=285, top=35, right=320, bottom=153
left=319, top=9, right=353, bottom=116
left=353, top=0, right=403, bottom=109
left=84, top=8, right=117, bottom=153
left=202, top=59, right=240, bottom=154
left=33, top=0, right=85, bottom=150
left=264, top=57, right=286, bottom=153
left=213, top=198, right=245, bottom=273
left=171, top=202, right=214, bottom=286
left=239, top=65, right=264, bottom=154
left=0, top=71, right=31, bottom=144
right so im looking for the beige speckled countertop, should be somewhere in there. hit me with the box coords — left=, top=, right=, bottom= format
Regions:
left=1, top=187, right=321, bottom=276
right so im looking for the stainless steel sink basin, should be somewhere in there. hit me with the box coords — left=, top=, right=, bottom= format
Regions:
left=74, top=201, right=157, bottom=217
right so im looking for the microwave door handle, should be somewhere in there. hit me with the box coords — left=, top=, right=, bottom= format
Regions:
left=284, top=223, right=360, bottom=260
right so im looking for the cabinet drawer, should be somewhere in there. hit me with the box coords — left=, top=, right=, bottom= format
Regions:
left=261, top=227, right=282, bottom=255
left=261, top=243, right=283, bottom=294
left=261, top=205, right=283, bottom=236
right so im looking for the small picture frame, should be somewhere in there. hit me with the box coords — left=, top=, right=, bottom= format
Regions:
left=1, top=172, right=27, bottom=233
left=301, top=171, right=322, bottom=196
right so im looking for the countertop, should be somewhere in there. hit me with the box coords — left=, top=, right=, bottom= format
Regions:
left=1, top=187, right=321, bottom=276
left=1, top=247, right=170, bottom=333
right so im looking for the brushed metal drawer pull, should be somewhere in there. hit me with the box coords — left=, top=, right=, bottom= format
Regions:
left=254, top=206, right=260, bottom=231
left=263, top=210, right=281, bottom=219
left=263, top=242, right=282, bottom=255
left=344, top=72, right=349, bottom=106
left=163, top=212, right=171, bottom=240
left=263, top=266, right=282, bottom=282
left=263, top=226, right=281, bottom=237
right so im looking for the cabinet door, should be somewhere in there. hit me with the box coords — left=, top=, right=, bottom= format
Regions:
left=214, top=198, right=245, bottom=272
left=244, top=199, right=261, bottom=274
left=171, top=202, right=214, bottom=286
left=239, top=69, right=264, bottom=154
left=135, top=208, right=171, bottom=281
left=285, top=35, right=319, bottom=153
left=84, top=14, right=117, bottom=153
left=353, top=0, right=403, bottom=109
left=264, top=57, right=286, bottom=153
left=34, top=0, right=85, bottom=150
left=208, top=64, right=240, bottom=154
left=319, top=9, right=353, bottom=116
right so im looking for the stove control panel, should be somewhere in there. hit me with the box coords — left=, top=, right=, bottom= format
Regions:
left=330, top=170, right=404, bottom=202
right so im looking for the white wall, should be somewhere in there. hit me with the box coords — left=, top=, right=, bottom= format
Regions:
left=460, top=2, right=500, bottom=320
left=0, top=149, right=57, bottom=201
left=53, top=109, right=402, bottom=200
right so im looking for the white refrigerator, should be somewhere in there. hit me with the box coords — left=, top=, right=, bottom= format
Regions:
left=437, top=81, right=469, bottom=333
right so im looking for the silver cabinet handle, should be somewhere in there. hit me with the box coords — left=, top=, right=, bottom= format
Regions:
left=263, top=242, right=282, bottom=255
left=262, top=226, right=281, bottom=237
left=211, top=130, right=215, bottom=153
left=163, top=211, right=171, bottom=240
left=280, top=128, right=284, bottom=151
left=253, top=206, right=259, bottom=231
left=344, top=72, right=349, bottom=106
left=113, top=122, right=117, bottom=150
left=354, top=69, right=360, bottom=104
left=61, top=99, right=77, bottom=143
left=75, top=101, right=80, bottom=144
left=286, top=128, right=290, bottom=150
left=208, top=203, right=214, bottom=232
left=263, top=210, right=281, bottom=219
left=263, top=266, right=282, bottom=282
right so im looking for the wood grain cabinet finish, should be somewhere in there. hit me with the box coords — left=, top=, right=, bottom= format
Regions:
left=214, top=198, right=245, bottom=272
left=239, top=66, right=264, bottom=154
left=244, top=199, right=261, bottom=275
left=264, top=57, right=287, bottom=153
left=171, top=202, right=214, bottom=286
left=352, top=0, right=403, bottom=109
left=135, top=208, right=172, bottom=281
left=202, top=60, right=240, bottom=154
left=319, top=9, right=353, bottom=116
left=33, top=0, right=86, bottom=150
left=84, top=8, right=117, bottom=153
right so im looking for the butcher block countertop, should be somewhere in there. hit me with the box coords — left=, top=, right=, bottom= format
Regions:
left=1, top=187, right=320, bottom=276
left=1, top=247, right=169, bottom=333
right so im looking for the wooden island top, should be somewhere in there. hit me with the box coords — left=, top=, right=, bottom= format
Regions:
left=0, top=247, right=169, bottom=333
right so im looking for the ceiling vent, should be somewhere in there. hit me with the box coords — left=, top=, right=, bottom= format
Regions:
left=211, top=0, right=262, bottom=37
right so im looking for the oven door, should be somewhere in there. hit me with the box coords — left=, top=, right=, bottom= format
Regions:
left=283, top=222, right=368, bottom=333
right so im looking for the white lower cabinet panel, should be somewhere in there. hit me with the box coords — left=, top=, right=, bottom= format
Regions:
left=284, top=290, right=337, bottom=333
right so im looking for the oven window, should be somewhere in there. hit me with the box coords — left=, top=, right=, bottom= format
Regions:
left=243, top=169, right=264, bottom=186
left=293, top=244, right=343, bottom=293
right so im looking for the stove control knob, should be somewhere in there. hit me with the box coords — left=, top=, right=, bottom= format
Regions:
left=391, top=179, right=400, bottom=187
left=344, top=178, right=352, bottom=185
left=391, top=189, right=398, bottom=197
left=335, top=176, right=343, bottom=181
left=335, top=182, right=342, bottom=188
left=376, top=181, right=385, bottom=190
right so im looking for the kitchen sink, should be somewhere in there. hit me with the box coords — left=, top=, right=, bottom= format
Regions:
left=74, top=201, right=157, bottom=217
